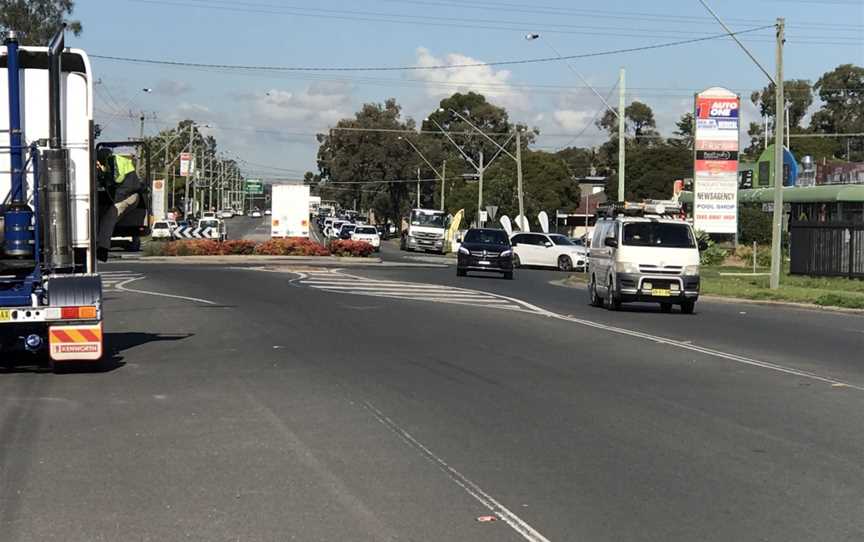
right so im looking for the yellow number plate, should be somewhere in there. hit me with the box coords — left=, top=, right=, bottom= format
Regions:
left=0, top=310, right=10, bottom=322
left=652, top=289, right=671, bottom=297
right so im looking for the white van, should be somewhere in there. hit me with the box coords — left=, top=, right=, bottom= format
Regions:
left=587, top=204, right=702, bottom=314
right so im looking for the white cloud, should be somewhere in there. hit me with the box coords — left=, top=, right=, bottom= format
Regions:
left=411, top=47, right=528, bottom=112
left=155, top=79, right=192, bottom=97
left=254, top=81, right=353, bottom=127
left=552, top=109, right=595, bottom=132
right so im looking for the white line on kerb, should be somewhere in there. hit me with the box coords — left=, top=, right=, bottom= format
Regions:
left=362, top=400, right=553, bottom=542
left=115, top=277, right=218, bottom=305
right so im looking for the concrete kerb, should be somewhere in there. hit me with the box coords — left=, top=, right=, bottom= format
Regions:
left=127, top=255, right=447, bottom=269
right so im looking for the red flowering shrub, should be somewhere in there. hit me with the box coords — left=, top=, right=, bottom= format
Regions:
left=328, top=239, right=375, bottom=257
left=220, top=240, right=257, bottom=255
left=253, top=238, right=330, bottom=256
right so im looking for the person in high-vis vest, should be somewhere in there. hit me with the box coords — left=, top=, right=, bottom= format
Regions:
left=96, top=148, right=142, bottom=262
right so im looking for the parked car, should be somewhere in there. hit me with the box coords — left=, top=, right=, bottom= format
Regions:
left=264, top=209, right=271, bottom=216
left=511, top=232, right=587, bottom=271
left=351, top=226, right=381, bottom=251
left=338, top=223, right=357, bottom=240
left=151, top=221, right=172, bottom=240
left=219, top=209, right=234, bottom=219
left=251, top=209, right=262, bottom=218
left=457, top=228, right=514, bottom=279
left=328, top=220, right=348, bottom=238
left=235, top=209, right=245, bottom=216
left=587, top=207, right=702, bottom=313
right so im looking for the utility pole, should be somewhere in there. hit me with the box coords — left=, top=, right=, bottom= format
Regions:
left=617, top=68, right=626, bottom=202
left=769, top=18, right=785, bottom=290
left=184, top=122, right=194, bottom=217
left=440, top=160, right=446, bottom=211
left=417, top=167, right=421, bottom=207
left=516, top=129, right=525, bottom=221
left=478, top=151, right=484, bottom=226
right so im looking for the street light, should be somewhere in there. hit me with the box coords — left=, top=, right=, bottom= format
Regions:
left=397, top=136, right=447, bottom=211
left=526, top=32, right=626, bottom=203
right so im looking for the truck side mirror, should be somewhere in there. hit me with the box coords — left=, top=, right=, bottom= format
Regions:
left=698, top=240, right=709, bottom=251
left=604, top=237, right=618, bottom=248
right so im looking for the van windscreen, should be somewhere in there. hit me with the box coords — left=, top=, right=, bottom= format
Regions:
left=622, top=223, right=695, bottom=248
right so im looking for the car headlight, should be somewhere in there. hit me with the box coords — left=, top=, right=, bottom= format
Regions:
left=458, top=246, right=470, bottom=255
left=499, top=249, right=512, bottom=257
left=683, top=265, right=700, bottom=276
left=614, top=261, right=640, bottom=274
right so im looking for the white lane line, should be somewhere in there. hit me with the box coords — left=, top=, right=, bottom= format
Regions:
left=115, top=277, right=218, bottom=305
left=362, top=400, right=552, bottom=542
left=308, top=285, right=498, bottom=296
left=483, top=291, right=864, bottom=392
left=372, top=293, right=514, bottom=303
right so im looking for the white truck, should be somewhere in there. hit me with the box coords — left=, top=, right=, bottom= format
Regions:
left=270, top=184, right=310, bottom=238
left=400, top=208, right=448, bottom=254
left=308, top=195, right=321, bottom=215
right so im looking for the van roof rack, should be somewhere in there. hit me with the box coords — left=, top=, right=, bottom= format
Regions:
left=596, top=200, right=683, bottom=218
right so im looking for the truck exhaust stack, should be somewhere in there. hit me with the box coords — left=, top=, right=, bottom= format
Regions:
left=42, top=26, right=74, bottom=269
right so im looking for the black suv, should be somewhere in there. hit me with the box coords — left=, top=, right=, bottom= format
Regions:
left=457, top=228, right=514, bottom=280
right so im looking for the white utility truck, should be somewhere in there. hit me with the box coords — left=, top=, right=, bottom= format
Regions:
left=270, top=184, right=310, bottom=238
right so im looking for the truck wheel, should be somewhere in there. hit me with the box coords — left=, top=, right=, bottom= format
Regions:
left=660, top=302, right=673, bottom=313
left=128, top=236, right=141, bottom=252
left=680, top=300, right=696, bottom=314
left=457, top=269, right=466, bottom=277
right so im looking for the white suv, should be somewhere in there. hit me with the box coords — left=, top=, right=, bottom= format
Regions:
left=587, top=215, right=702, bottom=313
left=511, top=232, right=587, bottom=271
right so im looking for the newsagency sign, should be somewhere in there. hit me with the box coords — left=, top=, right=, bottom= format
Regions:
left=693, top=87, right=740, bottom=234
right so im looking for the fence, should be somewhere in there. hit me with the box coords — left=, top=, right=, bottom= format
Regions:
left=789, top=222, right=864, bottom=278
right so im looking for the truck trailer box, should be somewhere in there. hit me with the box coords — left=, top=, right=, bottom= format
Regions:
left=271, top=184, right=310, bottom=238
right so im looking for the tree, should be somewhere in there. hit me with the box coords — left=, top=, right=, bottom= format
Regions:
left=810, top=64, right=864, bottom=160
left=555, top=147, right=597, bottom=178
left=671, top=112, right=694, bottom=150
left=316, top=98, right=416, bottom=222
left=0, top=0, right=82, bottom=45
left=605, top=141, right=691, bottom=201
left=750, top=79, right=813, bottom=128
left=596, top=101, right=657, bottom=141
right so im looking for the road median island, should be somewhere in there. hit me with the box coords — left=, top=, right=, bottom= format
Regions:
left=142, top=238, right=376, bottom=258
left=557, top=267, right=864, bottom=312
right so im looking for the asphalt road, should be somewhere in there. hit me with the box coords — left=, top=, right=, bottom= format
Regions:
left=2, top=260, right=863, bottom=541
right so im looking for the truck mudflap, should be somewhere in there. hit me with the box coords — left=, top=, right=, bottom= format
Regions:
left=49, top=322, right=103, bottom=361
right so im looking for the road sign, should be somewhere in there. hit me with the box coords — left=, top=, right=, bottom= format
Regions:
left=179, top=153, right=194, bottom=177
left=152, top=179, right=166, bottom=220
left=479, top=210, right=488, bottom=222
left=246, top=179, right=264, bottom=194
left=485, top=205, right=499, bottom=221
left=173, top=226, right=221, bottom=240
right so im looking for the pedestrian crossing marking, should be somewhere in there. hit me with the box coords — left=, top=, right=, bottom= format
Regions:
left=296, top=270, right=530, bottom=312
left=100, top=270, right=145, bottom=290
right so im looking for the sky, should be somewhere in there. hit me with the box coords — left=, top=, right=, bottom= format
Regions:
left=73, top=0, right=863, bottom=180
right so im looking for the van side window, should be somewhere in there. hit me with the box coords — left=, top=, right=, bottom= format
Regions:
left=592, top=223, right=607, bottom=247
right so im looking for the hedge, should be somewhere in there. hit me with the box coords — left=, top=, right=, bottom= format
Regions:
left=144, top=238, right=373, bottom=257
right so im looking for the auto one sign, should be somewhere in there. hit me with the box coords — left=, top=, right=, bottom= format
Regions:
left=693, top=87, right=740, bottom=235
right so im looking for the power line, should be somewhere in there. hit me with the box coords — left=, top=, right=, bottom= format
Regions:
left=91, top=25, right=774, bottom=73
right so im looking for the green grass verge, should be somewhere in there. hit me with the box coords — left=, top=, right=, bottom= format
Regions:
left=563, top=266, right=864, bottom=310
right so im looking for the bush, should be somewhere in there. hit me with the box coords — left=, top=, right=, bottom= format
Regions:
left=253, top=238, right=330, bottom=256
left=695, top=230, right=728, bottom=266
left=738, top=204, right=772, bottom=245
left=328, top=240, right=376, bottom=257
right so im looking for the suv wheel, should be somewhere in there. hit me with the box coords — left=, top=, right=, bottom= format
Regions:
left=557, top=255, right=573, bottom=272
left=512, top=253, right=521, bottom=268
left=680, top=300, right=696, bottom=314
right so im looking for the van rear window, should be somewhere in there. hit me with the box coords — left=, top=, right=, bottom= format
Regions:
left=623, top=223, right=695, bottom=248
